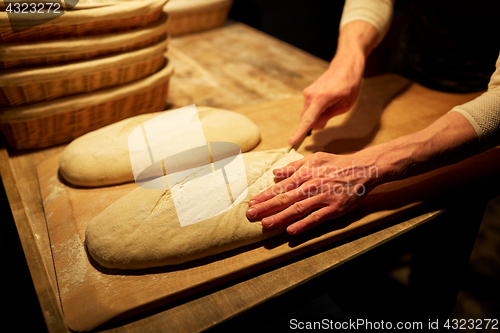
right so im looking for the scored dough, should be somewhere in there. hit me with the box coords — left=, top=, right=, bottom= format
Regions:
left=59, top=106, right=261, bottom=187
left=85, top=148, right=303, bottom=270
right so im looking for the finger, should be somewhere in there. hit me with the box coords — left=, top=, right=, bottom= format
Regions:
left=313, top=102, right=351, bottom=130
left=260, top=194, right=327, bottom=228
left=289, top=180, right=368, bottom=235
left=286, top=206, right=337, bottom=235
left=250, top=162, right=312, bottom=206
left=289, top=103, right=323, bottom=146
left=247, top=184, right=316, bottom=220
left=248, top=173, right=308, bottom=208
left=301, top=98, right=311, bottom=117
left=272, top=158, right=307, bottom=180
left=302, top=83, right=316, bottom=116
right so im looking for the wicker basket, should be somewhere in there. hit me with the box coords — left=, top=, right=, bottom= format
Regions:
left=0, top=0, right=169, bottom=42
left=0, top=57, right=174, bottom=150
left=164, top=0, right=232, bottom=36
left=0, top=12, right=169, bottom=69
left=0, top=38, right=169, bottom=107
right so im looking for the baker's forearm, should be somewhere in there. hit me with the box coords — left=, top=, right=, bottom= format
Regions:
left=290, top=20, right=379, bottom=145
left=340, top=0, right=394, bottom=44
left=289, top=0, right=393, bottom=144
left=358, top=112, right=480, bottom=186
left=329, top=20, right=378, bottom=77
left=248, top=112, right=480, bottom=235
left=337, top=20, right=379, bottom=59
left=368, top=54, right=500, bottom=181
left=331, top=0, right=393, bottom=80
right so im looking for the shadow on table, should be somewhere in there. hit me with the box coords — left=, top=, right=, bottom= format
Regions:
left=306, top=74, right=412, bottom=154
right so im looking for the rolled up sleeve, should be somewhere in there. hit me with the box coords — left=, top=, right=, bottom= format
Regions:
left=451, top=53, right=500, bottom=152
left=339, top=0, right=395, bottom=44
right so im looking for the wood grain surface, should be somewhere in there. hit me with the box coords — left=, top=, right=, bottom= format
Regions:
left=1, top=22, right=497, bottom=333
left=36, top=69, right=499, bottom=331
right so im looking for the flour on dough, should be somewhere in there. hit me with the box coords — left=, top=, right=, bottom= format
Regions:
left=59, top=106, right=261, bottom=187
left=85, top=148, right=303, bottom=270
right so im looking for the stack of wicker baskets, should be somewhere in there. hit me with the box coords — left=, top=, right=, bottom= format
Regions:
left=0, top=0, right=173, bottom=150
left=164, top=0, right=233, bottom=36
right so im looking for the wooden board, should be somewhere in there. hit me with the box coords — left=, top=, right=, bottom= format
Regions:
left=37, top=74, right=500, bottom=331
left=2, top=25, right=329, bottom=333
left=2, top=23, right=493, bottom=333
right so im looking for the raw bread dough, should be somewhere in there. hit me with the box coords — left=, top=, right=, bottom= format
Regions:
left=59, top=106, right=261, bottom=187
left=85, top=148, right=303, bottom=270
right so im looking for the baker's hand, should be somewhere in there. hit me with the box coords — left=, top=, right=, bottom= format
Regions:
left=246, top=152, right=378, bottom=235
left=289, top=55, right=364, bottom=146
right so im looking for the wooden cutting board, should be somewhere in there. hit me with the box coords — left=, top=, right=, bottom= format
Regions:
left=37, top=74, right=500, bottom=331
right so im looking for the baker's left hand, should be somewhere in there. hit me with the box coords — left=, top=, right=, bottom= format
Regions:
left=246, top=152, right=379, bottom=235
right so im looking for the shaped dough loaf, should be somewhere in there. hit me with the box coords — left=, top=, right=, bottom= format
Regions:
left=85, top=148, right=303, bottom=270
left=59, top=106, right=261, bottom=187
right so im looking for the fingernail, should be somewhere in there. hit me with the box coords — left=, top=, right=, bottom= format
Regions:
left=248, top=200, right=258, bottom=206
left=262, top=217, right=273, bottom=228
left=247, top=208, right=257, bottom=218
left=288, top=226, right=297, bottom=235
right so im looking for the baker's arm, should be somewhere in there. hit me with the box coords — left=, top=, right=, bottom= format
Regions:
left=339, top=0, right=394, bottom=45
left=450, top=54, right=500, bottom=152
left=289, top=0, right=395, bottom=145
left=248, top=54, right=500, bottom=235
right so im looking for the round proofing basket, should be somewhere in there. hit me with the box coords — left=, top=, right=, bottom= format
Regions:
left=0, top=12, right=169, bottom=69
left=0, top=37, right=169, bottom=107
left=164, top=0, right=232, bottom=36
left=0, top=57, right=174, bottom=150
left=0, top=0, right=168, bottom=42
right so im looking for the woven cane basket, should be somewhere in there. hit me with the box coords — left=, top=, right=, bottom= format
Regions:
left=0, top=12, right=169, bottom=69
left=164, top=0, right=232, bottom=36
left=0, top=57, right=174, bottom=150
left=0, top=38, right=169, bottom=107
left=0, top=0, right=169, bottom=42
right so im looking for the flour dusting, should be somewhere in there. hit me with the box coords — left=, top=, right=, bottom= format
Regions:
left=52, top=235, right=87, bottom=295
left=44, top=175, right=65, bottom=204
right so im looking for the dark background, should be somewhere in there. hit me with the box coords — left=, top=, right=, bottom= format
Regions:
left=228, top=0, right=411, bottom=77
left=1, top=1, right=499, bottom=331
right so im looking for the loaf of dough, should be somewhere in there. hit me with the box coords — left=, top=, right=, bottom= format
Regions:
left=85, top=148, right=303, bottom=270
left=59, top=106, right=261, bottom=187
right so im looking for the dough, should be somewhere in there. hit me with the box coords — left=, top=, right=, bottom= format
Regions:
left=85, top=148, right=303, bottom=270
left=59, top=106, right=261, bottom=187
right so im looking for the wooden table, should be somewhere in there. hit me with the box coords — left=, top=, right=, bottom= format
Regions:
left=1, top=22, right=499, bottom=332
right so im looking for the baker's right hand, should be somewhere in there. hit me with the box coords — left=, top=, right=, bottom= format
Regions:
left=289, top=56, right=364, bottom=146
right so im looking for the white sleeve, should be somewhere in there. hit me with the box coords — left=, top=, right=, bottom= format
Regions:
left=450, top=53, right=500, bottom=152
left=339, top=0, right=395, bottom=45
